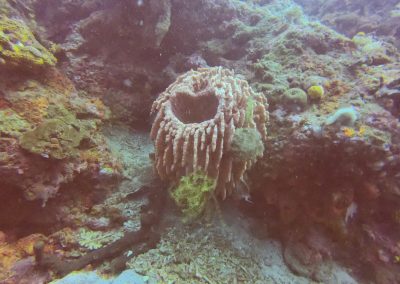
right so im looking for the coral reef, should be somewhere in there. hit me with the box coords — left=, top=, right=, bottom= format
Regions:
left=0, top=69, right=119, bottom=204
left=25, top=0, right=174, bottom=127
left=150, top=67, right=268, bottom=198
left=0, top=0, right=120, bottom=235
left=1, top=0, right=400, bottom=283
left=295, top=0, right=400, bottom=49
left=19, top=118, right=86, bottom=159
left=34, top=181, right=166, bottom=278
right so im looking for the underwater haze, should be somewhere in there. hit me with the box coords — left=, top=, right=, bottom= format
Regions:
left=0, top=0, right=400, bottom=283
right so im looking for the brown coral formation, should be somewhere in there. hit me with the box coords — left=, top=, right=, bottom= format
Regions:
left=150, top=67, right=268, bottom=198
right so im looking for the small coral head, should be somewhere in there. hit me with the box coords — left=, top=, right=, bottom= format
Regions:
left=307, top=85, right=324, bottom=101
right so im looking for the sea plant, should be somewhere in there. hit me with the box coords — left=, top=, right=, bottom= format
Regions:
left=170, top=171, right=216, bottom=222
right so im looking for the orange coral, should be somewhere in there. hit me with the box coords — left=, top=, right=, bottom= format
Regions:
left=320, top=100, right=340, bottom=115
left=44, top=68, right=76, bottom=95
left=89, top=97, right=108, bottom=118
left=0, top=245, right=19, bottom=279
left=358, top=125, right=366, bottom=136
left=13, top=96, right=49, bottom=123
left=343, top=127, right=356, bottom=137
left=325, top=80, right=350, bottom=96
left=81, top=149, right=102, bottom=164
left=0, top=234, right=50, bottom=280
left=15, top=234, right=47, bottom=256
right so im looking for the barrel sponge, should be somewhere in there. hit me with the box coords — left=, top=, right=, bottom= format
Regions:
left=150, top=67, right=269, bottom=199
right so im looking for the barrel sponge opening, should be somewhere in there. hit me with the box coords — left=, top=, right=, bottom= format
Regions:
left=171, top=91, right=219, bottom=124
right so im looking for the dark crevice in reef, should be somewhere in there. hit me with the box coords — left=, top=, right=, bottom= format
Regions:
left=0, top=184, right=59, bottom=240
left=172, top=91, right=219, bottom=124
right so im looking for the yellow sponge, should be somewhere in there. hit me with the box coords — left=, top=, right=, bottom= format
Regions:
left=307, top=85, right=324, bottom=101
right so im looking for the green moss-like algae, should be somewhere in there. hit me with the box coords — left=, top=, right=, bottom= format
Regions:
left=231, top=128, right=264, bottom=162
left=170, top=171, right=216, bottom=222
left=0, top=16, right=57, bottom=69
left=0, top=109, right=31, bottom=137
left=19, top=118, right=87, bottom=159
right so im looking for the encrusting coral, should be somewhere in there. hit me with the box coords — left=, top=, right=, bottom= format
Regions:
left=0, top=16, right=57, bottom=70
left=150, top=67, right=269, bottom=199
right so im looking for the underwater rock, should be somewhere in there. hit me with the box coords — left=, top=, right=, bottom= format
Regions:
left=35, top=181, right=165, bottom=277
left=19, top=118, right=86, bottom=160
left=151, top=0, right=172, bottom=46
left=51, top=271, right=109, bottom=284
left=0, top=63, right=118, bottom=205
left=0, top=233, right=50, bottom=281
left=376, top=77, right=400, bottom=117
left=283, top=241, right=357, bottom=283
left=296, top=0, right=400, bottom=49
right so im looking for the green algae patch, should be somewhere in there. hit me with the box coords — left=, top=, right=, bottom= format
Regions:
left=0, top=16, right=57, bottom=70
left=231, top=128, right=264, bottom=163
left=170, top=171, right=216, bottom=222
left=361, top=125, right=392, bottom=147
left=0, top=109, right=31, bottom=137
left=77, top=228, right=124, bottom=250
left=19, top=118, right=86, bottom=159
left=245, top=97, right=255, bottom=126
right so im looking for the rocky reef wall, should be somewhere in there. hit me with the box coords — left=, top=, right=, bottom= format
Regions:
left=295, top=0, right=400, bottom=49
